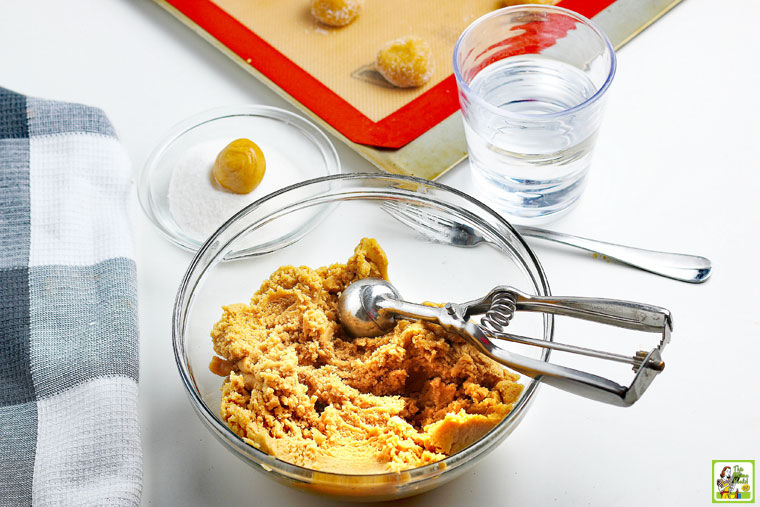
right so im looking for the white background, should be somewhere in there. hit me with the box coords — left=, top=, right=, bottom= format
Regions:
left=2, top=0, right=759, bottom=505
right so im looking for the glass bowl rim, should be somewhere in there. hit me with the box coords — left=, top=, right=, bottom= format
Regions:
left=172, top=172, right=554, bottom=484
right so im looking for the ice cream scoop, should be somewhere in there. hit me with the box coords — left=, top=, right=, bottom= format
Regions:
left=338, top=277, right=673, bottom=407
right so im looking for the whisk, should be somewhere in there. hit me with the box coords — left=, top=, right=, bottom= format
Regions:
left=337, top=278, right=671, bottom=407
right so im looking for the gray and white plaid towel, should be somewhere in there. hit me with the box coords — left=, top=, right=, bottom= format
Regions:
left=0, top=88, right=141, bottom=505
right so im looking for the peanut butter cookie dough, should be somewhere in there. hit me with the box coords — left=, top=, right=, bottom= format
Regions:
left=209, top=238, right=523, bottom=474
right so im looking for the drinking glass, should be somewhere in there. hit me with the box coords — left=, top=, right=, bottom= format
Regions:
left=453, top=5, right=616, bottom=223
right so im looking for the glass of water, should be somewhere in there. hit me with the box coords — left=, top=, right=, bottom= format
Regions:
left=453, top=5, right=616, bottom=223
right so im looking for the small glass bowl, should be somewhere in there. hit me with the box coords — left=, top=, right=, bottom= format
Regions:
left=138, top=105, right=341, bottom=256
left=173, top=173, right=554, bottom=501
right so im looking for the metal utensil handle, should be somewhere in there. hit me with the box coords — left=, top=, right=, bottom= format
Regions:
left=376, top=298, right=448, bottom=325
left=375, top=298, right=664, bottom=406
left=484, top=329, right=664, bottom=370
left=489, top=344, right=628, bottom=406
left=510, top=290, right=673, bottom=333
left=515, top=225, right=712, bottom=284
left=455, top=320, right=651, bottom=407
left=489, top=346, right=664, bottom=407
left=377, top=302, right=632, bottom=405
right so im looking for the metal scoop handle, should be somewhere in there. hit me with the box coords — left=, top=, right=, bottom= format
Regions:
left=374, top=298, right=666, bottom=407
left=453, top=316, right=664, bottom=407
left=463, top=286, right=672, bottom=333
left=337, top=279, right=671, bottom=406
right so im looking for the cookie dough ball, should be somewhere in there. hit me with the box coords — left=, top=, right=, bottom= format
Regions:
left=375, top=36, right=434, bottom=88
left=212, top=138, right=266, bottom=194
left=310, top=0, right=362, bottom=27
left=501, top=0, right=561, bottom=6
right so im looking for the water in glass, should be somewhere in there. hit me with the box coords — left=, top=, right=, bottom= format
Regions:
left=464, top=55, right=602, bottom=220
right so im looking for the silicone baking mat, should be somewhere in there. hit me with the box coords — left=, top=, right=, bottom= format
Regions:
left=155, top=0, right=683, bottom=178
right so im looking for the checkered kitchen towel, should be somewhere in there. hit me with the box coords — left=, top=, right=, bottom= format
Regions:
left=0, top=88, right=141, bottom=505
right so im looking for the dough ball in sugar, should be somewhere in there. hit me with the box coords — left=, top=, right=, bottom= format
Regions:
left=375, top=36, right=434, bottom=88
left=311, top=0, right=362, bottom=27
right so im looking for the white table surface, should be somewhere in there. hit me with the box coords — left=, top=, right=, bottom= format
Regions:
left=3, top=0, right=759, bottom=505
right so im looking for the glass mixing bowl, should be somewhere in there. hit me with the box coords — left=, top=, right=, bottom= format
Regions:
left=173, top=173, right=554, bottom=501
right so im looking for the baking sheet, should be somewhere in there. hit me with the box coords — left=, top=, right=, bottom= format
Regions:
left=155, top=0, right=684, bottom=179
